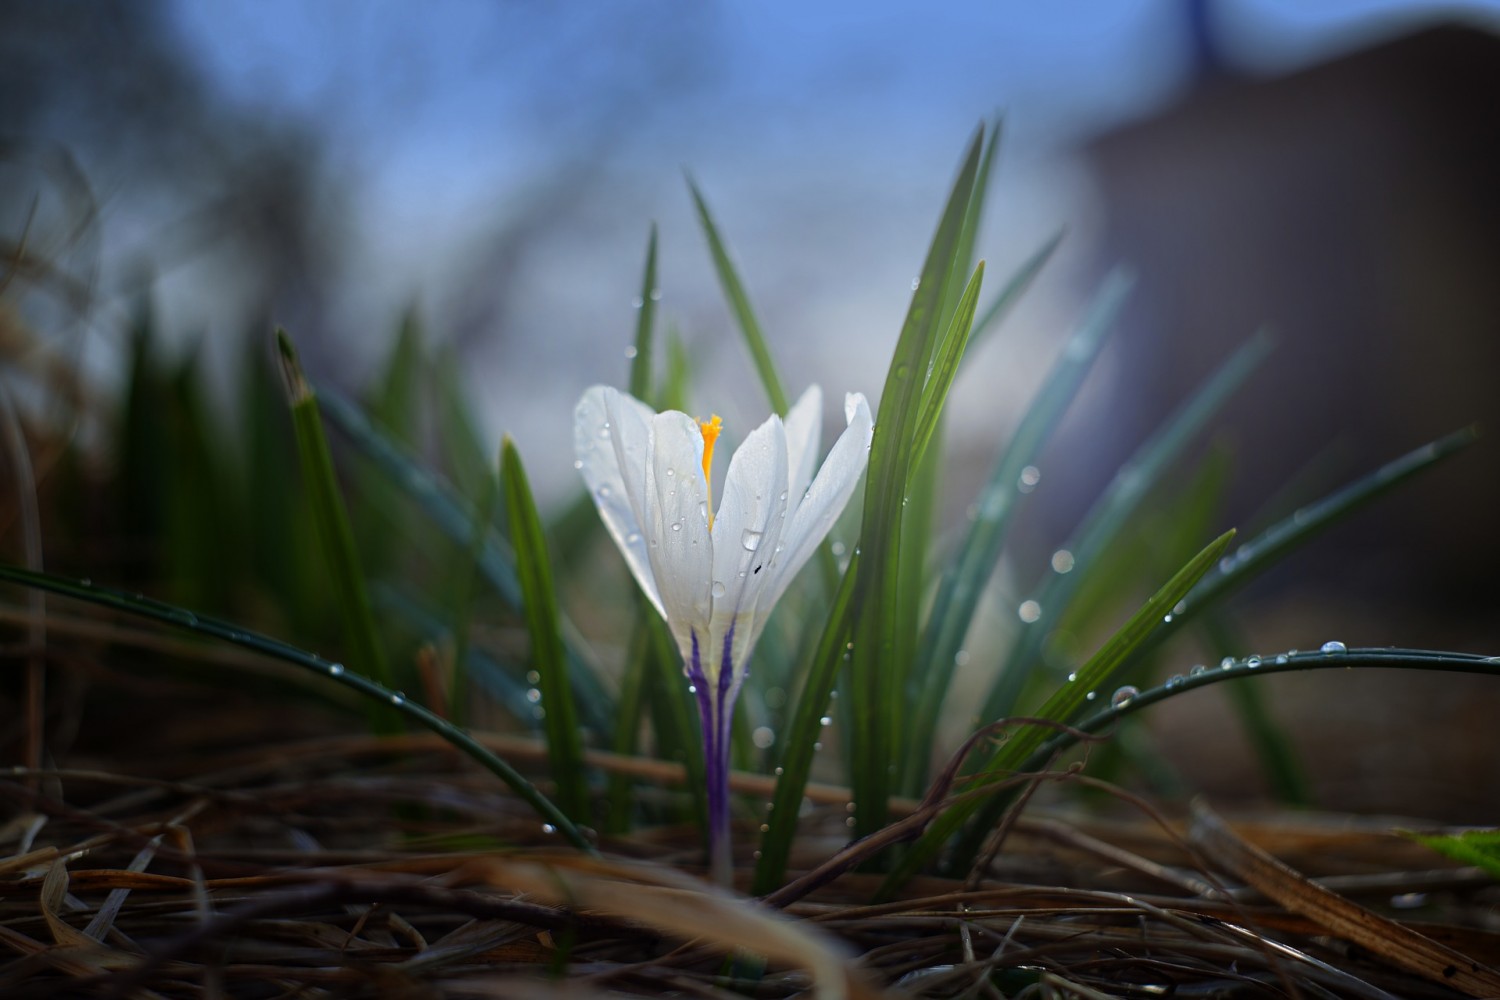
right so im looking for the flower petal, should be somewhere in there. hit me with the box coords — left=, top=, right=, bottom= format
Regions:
left=783, top=384, right=822, bottom=523
left=575, top=386, right=663, bottom=618
left=707, top=411, right=790, bottom=680
left=645, top=409, right=713, bottom=660
left=764, top=391, right=873, bottom=607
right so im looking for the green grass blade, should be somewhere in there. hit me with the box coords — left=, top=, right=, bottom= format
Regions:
left=1406, top=829, right=1500, bottom=880
left=501, top=437, right=590, bottom=823
left=605, top=616, right=654, bottom=834
left=979, top=330, right=1274, bottom=727
left=630, top=225, right=659, bottom=401
left=446, top=469, right=501, bottom=726
left=910, top=261, right=985, bottom=469
left=687, top=178, right=790, bottom=415
left=314, top=385, right=616, bottom=734
left=752, top=552, right=861, bottom=896
left=1131, top=426, right=1479, bottom=663
left=902, top=270, right=1132, bottom=794
left=849, top=126, right=985, bottom=841
left=882, top=528, right=1235, bottom=896
left=0, top=562, right=596, bottom=853
left=276, top=330, right=400, bottom=735
left=433, top=347, right=494, bottom=502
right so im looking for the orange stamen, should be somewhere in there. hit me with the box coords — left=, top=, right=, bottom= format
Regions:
left=699, top=414, right=722, bottom=529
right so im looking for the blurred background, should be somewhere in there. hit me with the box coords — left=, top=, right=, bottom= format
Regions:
left=4, top=0, right=1500, bottom=819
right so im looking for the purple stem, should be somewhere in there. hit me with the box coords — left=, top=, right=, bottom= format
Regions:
left=688, top=626, right=738, bottom=887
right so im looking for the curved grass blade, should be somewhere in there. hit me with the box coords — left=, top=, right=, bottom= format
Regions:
left=901, top=270, right=1133, bottom=793
left=315, top=385, right=615, bottom=734
left=881, top=528, right=1235, bottom=896
left=0, top=563, right=596, bottom=853
left=977, top=329, right=1274, bottom=731
left=1406, top=829, right=1500, bottom=880
left=687, top=178, right=789, bottom=415
left=630, top=225, right=659, bottom=401
left=849, top=126, right=985, bottom=841
left=502, top=437, right=590, bottom=823
left=1124, top=425, right=1479, bottom=668
left=277, top=330, right=399, bottom=735
left=1020, top=645, right=1500, bottom=778
left=752, top=552, right=860, bottom=896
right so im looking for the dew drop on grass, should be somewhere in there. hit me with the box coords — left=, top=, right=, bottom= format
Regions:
left=390, top=693, right=405, bottom=706
left=1066, top=671, right=1077, bottom=683
left=773, top=766, right=784, bottom=776
left=819, top=715, right=832, bottom=726
left=1165, top=674, right=1184, bottom=690
left=742, top=529, right=763, bottom=551
left=954, top=649, right=970, bottom=667
left=624, top=344, right=638, bottom=359
left=1219, top=657, right=1235, bottom=670
left=328, top=663, right=345, bottom=676
left=526, top=688, right=541, bottom=703
left=572, top=459, right=583, bottom=470
left=1051, top=549, right=1074, bottom=574
left=1110, top=686, right=1138, bottom=708
left=1246, top=655, right=1262, bottom=669
left=1275, top=653, right=1290, bottom=664
left=1085, top=690, right=1097, bottom=701
left=1190, top=664, right=1207, bottom=677
left=751, top=726, right=774, bottom=749
left=1320, top=640, right=1348, bottom=655
left=542, top=823, right=557, bottom=834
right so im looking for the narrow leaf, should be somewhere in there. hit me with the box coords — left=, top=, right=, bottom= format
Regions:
left=910, top=261, right=985, bottom=469
left=502, top=437, right=591, bottom=823
left=688, top=178, right=790, bottom=415
left=276, top=329, right=399, bottom=735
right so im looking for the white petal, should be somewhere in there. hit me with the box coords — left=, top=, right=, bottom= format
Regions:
left=575, top=386, right=663, bottom=618
left=645, top=410, right=713, bottom=659
left=764, top=391, right=873, bottom=607
left=707, top=411, right=790, bottom=680
left=782, top=384, right=822, bottom=525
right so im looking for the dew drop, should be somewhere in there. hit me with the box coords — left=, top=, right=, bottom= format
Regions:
left=526, top=670, right=541, bottom=684
left=1274, top=653, right=1290, bottom=664
left=665, top=467, right=675, bottom=478
left=910, top=276, right=921, bottom=291
left=1220, top=657, right=1236, bottom=670
left=1018, top=600, right=1041, bottom=623
left=390, top=692, right=405, bottom=706
left=1066, top=671, right=1078, bottom=683
left=624, top=344, right=638, bottom=359
left=598, top=425, right=611, bottom=440
left=1018, top=465, right=1041, bottom=492
left=670, top=522, right=682, bottom=532
left=631, top=295, right=644, bottom=309
left=542, top=823, right=557, bottom=834
left=596, top=485, right=611, bottom=499
left=954, top=649, right=971, bottom=667
left=572, top=459, right=583, bottom=470
left=1320, top=640, right=1348, bottom=655
left=1051, top=549, right=1075, bottom=574
left=1086, top=690, right=1097, bottom=701
left=626, top=531, right=641, bottom=544
left=741, top=529, right=763, bottom=551
left=328, top=662, right=345, bottom=676
left=1245, top=655, right=1262, bottom=669
left=1190, top=664, right=1207, bottom=677
left=752, top=726, right=775, bottom=749
left=711, top=581, right=726, bottom=598
left=1165, top=674, right=1184, bottom=689
left=1111, top=685, right=1139, bottom=708
left=819, top=715, right=832, bottom=727
left=649, top=288, right=662, bottom=302
left=526, top=688, right=542, bottom=703
left=831, top=541, right=846, bottom=557
left=773, top=766, right=784, bottom=776
left=1162, top=613, right=1174, bottom=624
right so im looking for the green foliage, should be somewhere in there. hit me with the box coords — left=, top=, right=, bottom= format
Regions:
left=5, top=125, right=1485, bottom=901
left=1407, top=829, right=1500, bottom=879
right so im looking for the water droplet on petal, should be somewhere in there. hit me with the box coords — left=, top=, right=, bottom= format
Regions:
left=711, top=581, right=726, bottom=598
left=1320, top=640, right=1348, bottom=655
left=1111, top=685, right=1139, bottom=708
left=741, top=529, right=763, bottom=551
left=665, top=468, right=675, bottom=478
left=626, top=531, right=641, bottom=544
left=670, top=522, right=682, bottom=532
left=572, top=459, right=583, bottom=470
left=596, top=485, right=611, bottom=499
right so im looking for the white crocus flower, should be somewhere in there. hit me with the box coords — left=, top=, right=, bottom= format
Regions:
left=574, top=383, right=873, bottom=882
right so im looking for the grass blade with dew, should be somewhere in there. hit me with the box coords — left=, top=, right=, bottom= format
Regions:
left=1018, top=645, right=1500, bottom=779
left=1405, top=829, right=1500, bottom=880
left=901, top=270, right=1133, bottom=795
left=501, top=436, right=591, bottom=823
left=315, top=384, right=616, bottom=735
left=0, top=563, right=596, bottom=852
left=883, top=528, right=1235, bottom=894
left=687, top=178, right=789, bottom=416
left=753, top=552, right=861, bottom=896
left=1120, top=425, right=1479, bottom=670
left=975, top=330, right=1274, bottom=735
left=848, top=126, right=984, bottom=841
left=630, top=224, right=659, bottom=401
left=277, top=329, right=400, bottom=735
